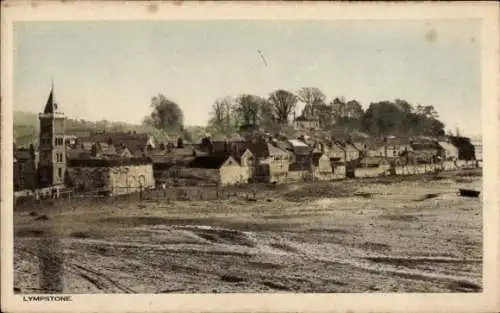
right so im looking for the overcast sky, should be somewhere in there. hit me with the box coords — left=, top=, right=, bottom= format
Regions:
left=14, top=20, right=481, bottom=137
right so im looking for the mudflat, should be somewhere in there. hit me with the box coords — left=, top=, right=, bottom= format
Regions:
left=14, top=170, right=482, bottom=293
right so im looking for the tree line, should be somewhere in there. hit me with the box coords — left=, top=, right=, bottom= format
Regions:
left=143, top=87, right=446, bottom=140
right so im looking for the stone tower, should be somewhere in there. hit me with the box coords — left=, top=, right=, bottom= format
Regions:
left=38, top=83, right=67, bottom=188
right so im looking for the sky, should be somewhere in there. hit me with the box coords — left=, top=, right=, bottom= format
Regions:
left=14, top=19, right=481, bottom=137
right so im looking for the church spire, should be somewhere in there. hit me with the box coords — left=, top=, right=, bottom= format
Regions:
left=43, top=80, right=58, bottom=114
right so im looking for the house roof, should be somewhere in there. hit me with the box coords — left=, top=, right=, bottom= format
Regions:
left=78, top=132, right=152, bottom=153
left=411, top=142, right=439, bottom=151
left=359, top=156, right=389, bottom=166
left=438, top=141, right=458, bottom=151
left=66, top=130, right=92, bottom=138
left=248, top=142, right=289, bottom=158
left=288, top=139, right=308, bottom=147
left=97, top=142, right=117, bottom=155
left=293, top=145, right=313, bottom=156
left=14, top=149, right=33, bottom=160
left=188, top=155, right=236, bottom=169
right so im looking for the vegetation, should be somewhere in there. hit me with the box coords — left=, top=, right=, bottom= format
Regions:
left=15, top=87, right=450, bottom=147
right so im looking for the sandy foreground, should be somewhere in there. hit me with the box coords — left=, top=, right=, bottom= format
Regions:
left=14, top=171, right=482, bottom=293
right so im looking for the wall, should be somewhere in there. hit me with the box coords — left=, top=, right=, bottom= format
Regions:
left=220, top=163, right=249, bottom=186
left=332, top=164, right=346, bottom=180
left=313, top=157, right=333, bottom=181
left=109, top=164, right=155, bottom=195
left=68, top=163, right=155, bottom=196
left=287, top=170, right=310, bottom=182
left=268, top=158, right=289, bottom=184
left=67, top=166, right=110, bottom=192
left=393, top=164, right=437, bottom=175
left=355, top=167, right=388, bottom=178
left=14, top=158, right=37, bottom=191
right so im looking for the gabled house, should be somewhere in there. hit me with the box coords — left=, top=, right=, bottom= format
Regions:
left=187, top=155, right=249, bottom=186
left=311, top=152, right=333, bottom=181
left=247, top=141, right=290, bottom=183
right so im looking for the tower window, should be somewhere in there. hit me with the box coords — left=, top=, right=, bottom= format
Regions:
left=58, top=168, right=62, bottom=178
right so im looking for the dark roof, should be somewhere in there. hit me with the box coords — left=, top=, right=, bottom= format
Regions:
left=68, top=157, right=152, bottom=167
left=78, top=132, right=151, bottom=153
left=66, top=129, right=92, bottom=138
left=247, top=141, right=288, bottom=158
left=43, top=86, right=58, bottom=114
left=67, top=148, right=85, bottom=160
left=188, top=155, right=235, bottom=169
left=14, top=149, right=33, bottom=160
left=293, top=146, right=313, bottom=156
left=411, top=142, right=439, bottom=151
left=311, top=152, right=325, bottom=166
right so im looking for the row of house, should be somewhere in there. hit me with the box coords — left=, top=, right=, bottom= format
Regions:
left=13, top=85, right=480, bottom=196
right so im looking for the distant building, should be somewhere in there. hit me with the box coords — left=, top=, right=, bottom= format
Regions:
left=76, top=131, right=156, bottom=156
left=13, top=145, right=38, bottom=191
left=293, top=104, right=321, bottom=131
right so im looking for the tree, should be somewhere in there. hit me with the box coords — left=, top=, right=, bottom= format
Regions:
left=268, top=89, right=298, bottom=124
left=330, top=97, right=346, bottom=120
left=297, top=87, right=326, bottom=108
left=344, top=100, right=364, bottom=120
left=144, top=94, right=184, bottom=132
left=207, top=97, right=238, bottom=136
left=234, top=94, right=264, bottom=127
left=362, top=100, right=445, bottom=137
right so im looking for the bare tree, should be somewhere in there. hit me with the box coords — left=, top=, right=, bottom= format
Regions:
left=297, top=87, right=327, bottom=115
left=235, top=94, right=264, bottom=126
left=208, top=97, right=237, bottom=135
left=268, top=89, right=298, bottom=124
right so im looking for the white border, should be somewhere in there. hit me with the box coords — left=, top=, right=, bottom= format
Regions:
left=1, top=1, right=499, bottom=313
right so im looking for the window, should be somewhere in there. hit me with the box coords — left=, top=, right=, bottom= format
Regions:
left=55, top=138, right=63, bottom=146
left=58, top=168, right=62, bottom=178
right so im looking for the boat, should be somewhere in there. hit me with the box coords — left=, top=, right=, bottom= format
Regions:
left=458, top=188, right=480, bottom=198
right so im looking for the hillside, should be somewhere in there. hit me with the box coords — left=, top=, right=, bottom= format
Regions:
left=13, top=111, right=207, bottom=147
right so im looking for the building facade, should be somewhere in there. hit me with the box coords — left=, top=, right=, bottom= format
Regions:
left=37, top=85, right=67, bottom=188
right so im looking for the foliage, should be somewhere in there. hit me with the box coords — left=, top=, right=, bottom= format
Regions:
left=144, top=94, right=184, bottom=132
left=234, top=94, right=266, bottom=127
left=362, top=101, right=445, bottom=137
left=206, top=97, right=239, bottom=137
left=267, top=89, right=298, bottom=124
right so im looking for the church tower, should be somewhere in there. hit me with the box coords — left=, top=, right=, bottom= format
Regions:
left=38, top=82, right=67, bottom=188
